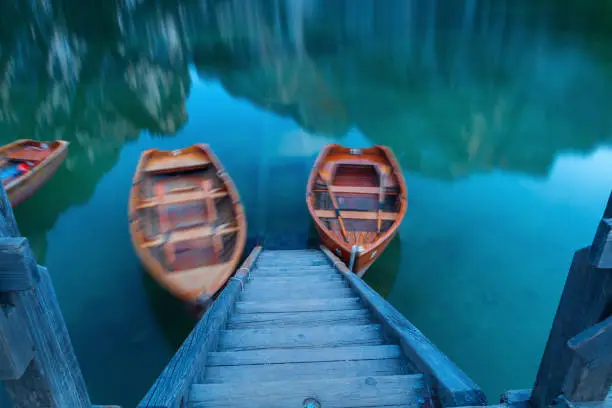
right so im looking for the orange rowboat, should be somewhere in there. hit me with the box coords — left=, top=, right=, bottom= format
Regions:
left=0, top=139, right=69, bottom=207
left=306, top=144, right=407, bottom=277
left=128, top=144, right=246, bottom=305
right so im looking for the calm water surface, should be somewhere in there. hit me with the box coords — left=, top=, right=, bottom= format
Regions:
left=1, top=0, right=611, bottom=406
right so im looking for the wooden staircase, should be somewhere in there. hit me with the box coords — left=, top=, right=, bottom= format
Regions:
left=188, top=249, right=430, bottom=407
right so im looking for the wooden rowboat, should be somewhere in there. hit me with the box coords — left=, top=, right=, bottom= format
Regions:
left=0, top=139, right=69, bottom=207
left=306, top=144, right=407, bottom=277
left=128, top=144, right=247, bottom=305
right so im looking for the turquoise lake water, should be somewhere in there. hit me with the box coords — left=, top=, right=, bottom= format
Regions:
left=1, top=1, right=611, bottom=406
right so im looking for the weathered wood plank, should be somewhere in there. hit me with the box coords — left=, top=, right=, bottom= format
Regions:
left=500, top=389, right=531, bottom=408
left=138, top=247, right=262, bottom=408
left=321, top=246, right=487, bottom=407
left=246, top=275, right=346, bottom=286
left=0, top=238, right=39, bottom=293
left=256, top=260, right=330, bottom=267
left=240, top=286, right=353, bottom=301
left=252, top=265, right=337, bottom=274
left=531, top=247, right=612, bottom=408
left=562, top=316, right=612, bottom=401
left=218, top=324, right=385, bottom=351
left=188, top=374, right=427, bottom=407
left=207, top=345, right=404, bottom=366
left=227, top=309, right=372, bottom=329
left=234, top=297, right=363, bottom=314
left=3, top=267, right=91, bottom=408
left=590, top=218, right=612, bottom=269
left=203, top=357, right=408, bottom=383
left=555, top=391, right=612, bottom=408
left=0, top=303, right=34, bottom=380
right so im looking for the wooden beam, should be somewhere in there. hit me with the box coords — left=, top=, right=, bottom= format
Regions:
left=0, top=184, right=91, bottom=407
left=530, top=248, right=612, bottom=408
left=562, top=316, right=612, bottom=401
left=138, top=246, right=261, bottom=408
left=0, top=304, right=34, bottom=380
left=0, top=238, right=39, bottom=293
left=2, top=267, right=91, bottom=408
left=590, top=218, right=612, bottom=269
left=320, top=246, right=487, bottom=407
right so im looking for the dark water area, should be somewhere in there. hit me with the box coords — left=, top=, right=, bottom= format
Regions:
left=0, top=0, right=611, bottom=406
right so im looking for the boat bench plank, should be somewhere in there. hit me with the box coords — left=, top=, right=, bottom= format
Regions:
left=203, top=358, right=409, bottom=383
left=188, top=374, right=427, bottom=408
left=234, top=297, right=363, bottom=313
left=136, top=190, right=227, bottom=209
left=141, top=225, right=238, bottom=248
left=227, top=309, right=372, bottom=329
left=239, top=287, right=354, bottom=301
left=314, top=209, right=397, bottom=221
left=217, top=324, right=385, bottom=351
left=207, top=345, right=404, bottom=366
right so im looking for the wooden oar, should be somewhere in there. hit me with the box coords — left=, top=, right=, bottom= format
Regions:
left=317, top=171, right=350, bottom=243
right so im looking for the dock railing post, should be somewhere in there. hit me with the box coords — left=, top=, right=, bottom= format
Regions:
left=0, top=185, right=92, bottom=408
left=530, top=191, right=612, bottom=408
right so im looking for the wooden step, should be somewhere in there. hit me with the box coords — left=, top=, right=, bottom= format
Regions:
left=252, top=266, right=338, bottom=276
left=245, top=275, right=346, bottom=287
left=207, top=345, right=404, bottom=366
left=203, top=357, right=409, bottom=383
left=234, top=297, right=364, bottom=314
left=240, top=287, right=354, bottom=301
left=188, top=374, right=427, bottom=407
left=227, top=309, right=372, bottom=329
left=217, top=324, right=385, bottom=351
left=256, top=261, right=331, bottom=269
left=244, top=280, right=348, bottom=294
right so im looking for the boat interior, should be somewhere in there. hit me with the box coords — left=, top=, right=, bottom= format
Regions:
left=313, top=148, right=403, bottom=246
left=0, top=141, right=57, bottom=183
left=135, top=150, right=241, bottom=274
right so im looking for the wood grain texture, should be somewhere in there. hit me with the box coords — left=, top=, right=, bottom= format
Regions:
left=207, top=345, right=404, bottom=366
left=590, top=218, right=612, bottom=269
left=3, top=267, right=91, bottom=408
left=532, top=247, right=612, bottom=408
left=234, top=297, right=363, bottom=314
left=562, top=316, right=612, bottom=401
left=501, top=389, right=531, bottom=408
left=218, top=324, right=385, bottom=351
left=239, top=287, right=353, bottom=301
left=0, top=238, right=39, bottom=293
left=203, top=358, right=408, bottom=383
left=138, top=247, right=261, bottom=408
left=0, top=185, right=19, bottom=237
left=188, top=374, right=427, bottom=407
left=0, top=303, right=34, bottom=380
left=321, top=246, right=487, bottom=407
left=245, top=275, right=346, bottom=286
left=555, top=391, right=612, bottom=408
left=227, top=309, right=373, bottom=329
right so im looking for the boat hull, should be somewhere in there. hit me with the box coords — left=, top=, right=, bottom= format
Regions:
left=128, top=144, right=247, bottom=304
left=306, top=144, right=407, bottom=277
left=0, top=140, right=69, bottom=207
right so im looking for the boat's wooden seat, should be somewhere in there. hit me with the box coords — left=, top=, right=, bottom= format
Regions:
left=313, top=186, right=399, bottom=195
left=137, top=189, right=227, bottom=209
left=144, top=155, right=211, bottom=174
left=141, top=224, right=239, bottom=248
left=314, top=209, right=397, bottom=221
left=5, top=149, right=50, bottom=162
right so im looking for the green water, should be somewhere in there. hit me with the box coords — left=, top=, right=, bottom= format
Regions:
left=1, top=0, right=612, bottom=406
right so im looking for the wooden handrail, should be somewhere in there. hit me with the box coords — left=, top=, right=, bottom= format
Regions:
left=320, top=245, right=487, bottom=407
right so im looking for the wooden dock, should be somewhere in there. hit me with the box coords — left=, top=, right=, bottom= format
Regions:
left=140, top=246, right=485, bottom=407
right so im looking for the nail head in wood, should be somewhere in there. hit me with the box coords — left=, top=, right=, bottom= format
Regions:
left=0, top=237, right=39, bottom=293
